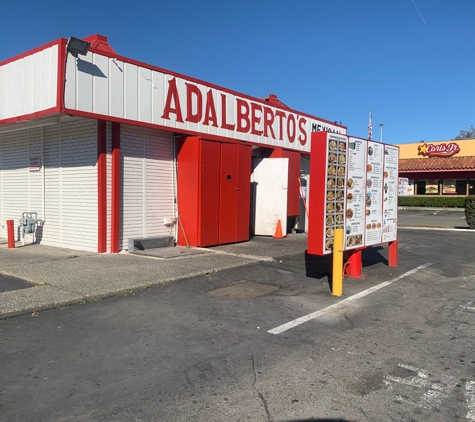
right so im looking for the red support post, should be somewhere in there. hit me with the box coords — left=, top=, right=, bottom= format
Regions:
left=7, top=220, right=15, bottom=248
left=110, top=122, right=121, bottom=253
left=388, top=240, right=398, bottom=267
left=346, top=248, right=366, bottom=279
left=97, top=120, right=107, bottom=253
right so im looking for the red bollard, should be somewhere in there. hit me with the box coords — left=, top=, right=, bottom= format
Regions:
left=7, top=220, right=15, bottom=248
left=345, top=248, right=366, bottom=279
left=388, top=240, right=398, bottom=267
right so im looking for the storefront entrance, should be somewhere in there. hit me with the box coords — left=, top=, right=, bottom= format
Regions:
left=176, top=136, right=251, bottom=247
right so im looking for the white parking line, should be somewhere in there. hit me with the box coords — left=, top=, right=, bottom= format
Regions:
left=466, top=381, right=475, bottom=421
left=268, top=262, right=433, bottom=335
left=399, top=226, right=474, bottom=232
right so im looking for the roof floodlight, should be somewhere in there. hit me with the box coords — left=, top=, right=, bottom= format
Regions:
left=66, top=36, right=91, bottom=56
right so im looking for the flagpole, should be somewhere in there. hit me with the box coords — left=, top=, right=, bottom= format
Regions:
left=368, top=107, right=372, bottom=140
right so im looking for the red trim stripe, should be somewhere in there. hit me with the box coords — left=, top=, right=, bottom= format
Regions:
left=57, top=39, right=67, bottom=113
left=97, top=120, right=107, bottom=253
left=111, top=122, right=121, bottom=253
left=0, top=108, right=62, bottom=126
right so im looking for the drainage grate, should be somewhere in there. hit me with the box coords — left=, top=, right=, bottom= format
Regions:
left=208, top=280, right=279, bottom=299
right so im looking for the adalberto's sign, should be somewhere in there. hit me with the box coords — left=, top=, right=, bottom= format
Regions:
left=418, top=142, right=460, bottom=157
left=64, top=50, right=346, bottom=153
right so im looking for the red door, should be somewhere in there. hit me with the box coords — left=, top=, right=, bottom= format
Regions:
left=219, top=143, right=238, bottom=244
left=199, top=140, right=220, bottom=246
left=177, top=137, right=200, bottom=246
left=236, top=144, right=251, bottom=242
left=282, top=150, right=301, bottom=216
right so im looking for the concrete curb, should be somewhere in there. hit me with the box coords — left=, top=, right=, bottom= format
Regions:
left=398, top=207, right=465, bottom=212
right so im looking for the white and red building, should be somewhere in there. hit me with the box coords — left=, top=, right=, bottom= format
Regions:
left=0, top=34, right=346, bottom=252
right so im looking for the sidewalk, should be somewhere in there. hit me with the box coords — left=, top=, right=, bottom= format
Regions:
left=0, top=234, right=309, bottom=319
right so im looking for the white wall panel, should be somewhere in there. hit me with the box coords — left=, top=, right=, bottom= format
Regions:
left=76, top=54, right=93, bottom=113
left=43, top=124, right=61, bottom=246
left=64, top=52, right=76, bottom=110
left=23, top=55, right=33, bottom=113
left=109, top=60, right=124, bottom=118
left=59, top=119, right=97, bottom=251
left=0, top=128, right=43, bottom=240
left=139, top=68, right=152, bottom=123
left=124, top=63, right=138, bottom=121
left=120, top=125, right=175, bottom=250
left=0, top=118, right=98, bottom=251
left=0, top=66, right=5, bottom=119
left=13, top=60, right=24, bottom=116
left=93, top=54, right=109, bottom=115
left=0, top=44, right=58, bottom=120
left=40, top=47, right=53, bottom=112
left=0, top=130, right=29, bottom=241
left=28, top=128, right=43, bottom=216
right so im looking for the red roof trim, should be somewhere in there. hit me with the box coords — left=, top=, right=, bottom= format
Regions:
left=0, top=108, right=61, bottom=126
left=399, top=157, right=475, bottom=171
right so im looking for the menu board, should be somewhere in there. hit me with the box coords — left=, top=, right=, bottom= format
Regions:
left=344, top=137, right=367, bottom=250
left=323, top=134, right=348, bottom=253
left=382, top=145, right=399, bottom=242
left=398, top=177, right=409, bottom=196
left=308, top=132, right=399, bottom=256
left=364, top=141, right=384, bottom=246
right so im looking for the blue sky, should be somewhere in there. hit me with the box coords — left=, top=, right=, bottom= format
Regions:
left=1, top=0, right=474, bottom=144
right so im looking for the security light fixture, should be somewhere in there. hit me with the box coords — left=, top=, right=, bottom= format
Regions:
left=66, top=36, right=90, bottom=56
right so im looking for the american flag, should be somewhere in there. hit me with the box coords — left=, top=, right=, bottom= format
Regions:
left=368, top=108, right=373, bottom=140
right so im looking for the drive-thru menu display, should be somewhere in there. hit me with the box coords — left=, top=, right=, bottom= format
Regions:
left=345, top=137, right=367, bottom=250
left=382, top=145, right=399, bottom=243
left=308, top=132, right=399, bottom=256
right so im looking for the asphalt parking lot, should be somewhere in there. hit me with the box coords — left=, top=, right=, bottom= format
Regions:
left=0, top=210, right=474, bottom=421
left=397, top=207, right=468, bottom=229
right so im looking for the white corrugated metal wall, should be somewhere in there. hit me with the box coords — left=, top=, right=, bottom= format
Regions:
left=0, top=118, right=98, bottom=251
left=0, top=44, right=58, bottom=120
left=0, top=128, right=43, bottom=240
left=120, top=125, right=175, bottom=250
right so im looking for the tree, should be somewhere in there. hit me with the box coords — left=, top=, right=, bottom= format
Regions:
left=453, top=125, right=475, bottom=140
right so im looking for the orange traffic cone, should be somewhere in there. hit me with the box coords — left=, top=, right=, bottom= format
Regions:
left=273, top=219, right=284, bottom=239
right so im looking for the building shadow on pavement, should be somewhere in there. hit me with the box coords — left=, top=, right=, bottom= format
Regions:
left=304, top=251, right=331, bottom=280
left=361, top=245, right=388, bottom=267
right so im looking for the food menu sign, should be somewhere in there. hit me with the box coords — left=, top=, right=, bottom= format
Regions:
left=307, top=132, right=399, bottom=256
left=382, top=145, right=399, bottom=242
left=344, top=137, right=368, bottom=250
left=364, top=141, right=385, bottom=246
left=324, top=134, right=348, bottom=252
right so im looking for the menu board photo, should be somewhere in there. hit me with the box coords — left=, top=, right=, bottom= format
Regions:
left=323, top=134, right=348, bottom=253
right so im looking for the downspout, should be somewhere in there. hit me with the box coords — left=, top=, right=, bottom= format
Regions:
left=171, top=133, right=178, bottom=242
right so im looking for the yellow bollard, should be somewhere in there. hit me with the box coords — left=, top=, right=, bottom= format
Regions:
left=332, top=228, right=344, bottom=296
